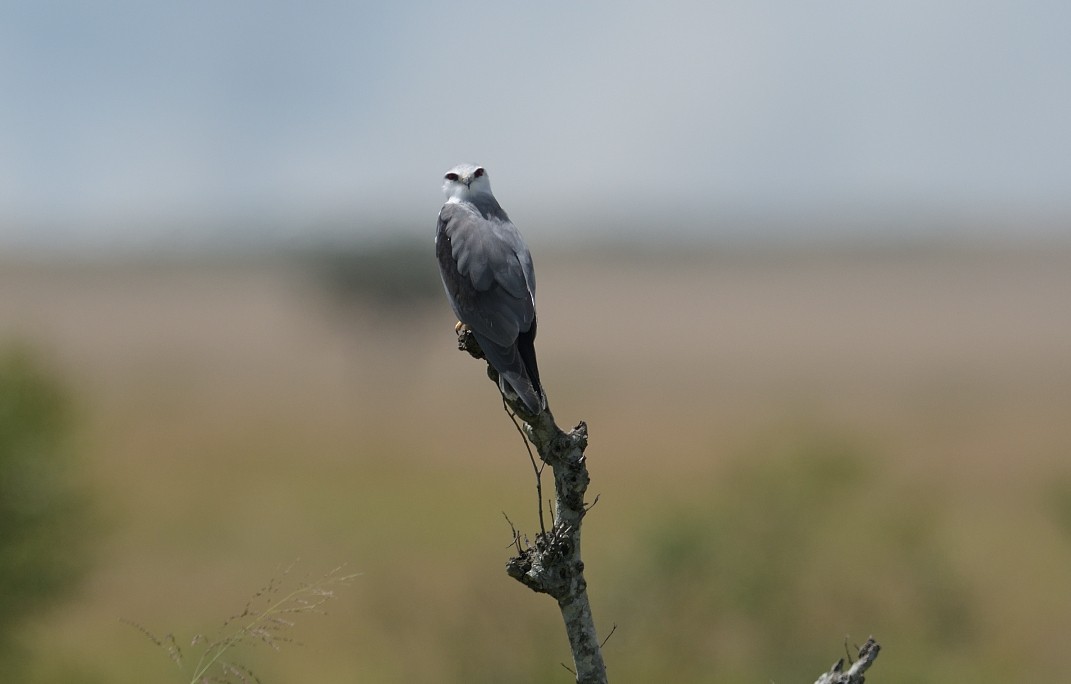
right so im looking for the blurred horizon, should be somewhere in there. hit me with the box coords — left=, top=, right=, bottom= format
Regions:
left=4, top=211, right=1070, bottom=259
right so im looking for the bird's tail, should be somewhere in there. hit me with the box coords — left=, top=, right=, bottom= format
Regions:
left=497, top=371, right=545, bottom=415
left=475, top=329, right=546, bottom=415
left=514, top=325, right=546, bottom=413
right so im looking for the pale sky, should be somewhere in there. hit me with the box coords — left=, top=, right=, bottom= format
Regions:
left=2, top=1, right=1069, bottom=246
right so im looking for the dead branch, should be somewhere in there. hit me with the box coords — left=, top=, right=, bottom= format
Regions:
left=814, top=637, right=881, bottom=684
left=458, top=328, right=607, bottom=684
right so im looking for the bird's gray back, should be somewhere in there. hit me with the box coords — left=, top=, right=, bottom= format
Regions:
left=436, top=201, right=536, bottom=346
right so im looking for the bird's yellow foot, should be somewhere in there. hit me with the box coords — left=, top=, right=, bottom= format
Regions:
left=455, top=321, right=470, bottom=335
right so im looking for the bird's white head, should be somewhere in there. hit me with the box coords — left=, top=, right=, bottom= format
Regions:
left=442, top=163, right=494, bottom=203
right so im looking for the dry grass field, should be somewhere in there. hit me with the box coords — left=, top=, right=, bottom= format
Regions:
left=2, top=242, right=1070, bottom=682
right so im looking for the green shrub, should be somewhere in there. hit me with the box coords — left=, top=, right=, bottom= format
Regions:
left=0, top=346, right=90, bottom=660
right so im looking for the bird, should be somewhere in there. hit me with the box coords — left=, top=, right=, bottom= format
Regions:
left=435, top=163, right=546, bottom=415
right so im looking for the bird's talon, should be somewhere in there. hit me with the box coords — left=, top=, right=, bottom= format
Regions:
left=455, top=321, right=469, bottom=335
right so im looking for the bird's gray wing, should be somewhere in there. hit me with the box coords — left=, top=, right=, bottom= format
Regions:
left=435, top=202, right=535, bottom=348
left=436, top=202, right=545, bottom=413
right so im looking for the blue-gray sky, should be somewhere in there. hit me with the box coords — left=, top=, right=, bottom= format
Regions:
left=2, top=1, right=1069, bottom=246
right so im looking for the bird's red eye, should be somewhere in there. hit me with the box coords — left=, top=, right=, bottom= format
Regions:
left=445, top=172, right=459, bottom=181
left=474, top=167, right=485, bottom=178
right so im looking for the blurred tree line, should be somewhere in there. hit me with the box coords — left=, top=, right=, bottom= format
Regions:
left=296, top=239, right=441, bottom=312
